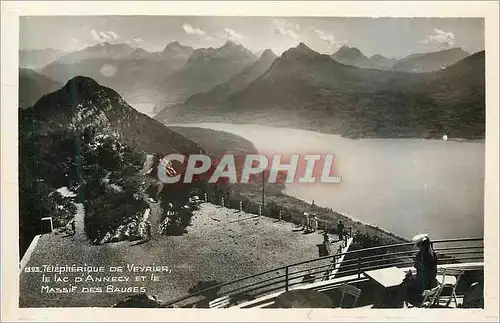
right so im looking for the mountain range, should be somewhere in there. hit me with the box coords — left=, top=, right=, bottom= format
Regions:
left=19, top=48, right=67, bottom=69
left=153, top=40, right=258, bottom=112
left=392, top=48, right=470, bottom=73
left=330, top=45, right=469, bottom=73
left=156, top=43, right=485, bottom=139
left=39, top=42, right=195, bottom=108
left=20, top=40, right=484, bottom=139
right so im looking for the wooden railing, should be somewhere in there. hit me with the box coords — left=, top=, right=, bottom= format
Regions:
left=161, top=237, right=484, bottom=308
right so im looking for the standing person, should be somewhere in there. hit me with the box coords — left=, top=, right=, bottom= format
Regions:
left=336, top=220, right=345, bottom=241
left=401, top=234, right=439, bottom=307
left=71, top=220, right=76, bottom=236
left=301, top=212, right=308, bottom=231
left=323, top=231, right=329, bottom=244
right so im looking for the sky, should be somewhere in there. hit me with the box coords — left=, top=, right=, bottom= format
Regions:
left=19, top=16, right=484, bottom=58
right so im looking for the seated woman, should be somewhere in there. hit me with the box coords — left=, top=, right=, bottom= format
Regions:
left=401, top=234, right=439, bottom=306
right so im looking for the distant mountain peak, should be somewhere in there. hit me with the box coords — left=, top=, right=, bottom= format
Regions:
left=277, top=43, right=321, bottom=63
left=163, top=41, right=192, bottom=52
left=64, top=75, right=100, bottom=88
left=330, top=45, right=375, bottom=69
left=86, top=42, right=133, bottom=51
left=334, top=45, right=364, bottom=57
left=297, top=42, right=313, bottom=51
left=283, top=42, right=318, bottom=56
left=260, top=49, right=277, bottom=61
left=222, top=40, right=239, bottom=48
left=60, top=76, right=103, bottom=98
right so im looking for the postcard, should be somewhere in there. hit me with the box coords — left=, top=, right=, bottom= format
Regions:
left=1, top=1, right=498, bottom=322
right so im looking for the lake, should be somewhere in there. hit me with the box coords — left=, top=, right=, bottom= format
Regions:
left=170, top=123, right=485, bottom=240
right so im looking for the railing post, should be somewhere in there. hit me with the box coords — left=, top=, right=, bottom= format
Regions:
left=285, top=267, right=289, bottom=292
left=357, top=253, right=362, bottom=279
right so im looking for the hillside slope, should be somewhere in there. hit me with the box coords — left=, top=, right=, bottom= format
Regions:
left=19, top=68, right=62, bottom=109
left=184, top=49, right=277, bottom=106
left=19, top=76, right=205, bottom=256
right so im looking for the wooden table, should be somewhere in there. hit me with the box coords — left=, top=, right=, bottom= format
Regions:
left=364, top=266, right=407, bottom=288
left=363, top=266, right=407, bottom=308
left=274, top=289, right=333, bottom=308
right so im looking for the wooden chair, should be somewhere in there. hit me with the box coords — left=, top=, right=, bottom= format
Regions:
left=421, top=285, right=442, bottom=308
left=404, top=285, right=442, bottom=308
left=339, top=284, right=362, bottom=308
left=436, top=267, right=465, bottom=307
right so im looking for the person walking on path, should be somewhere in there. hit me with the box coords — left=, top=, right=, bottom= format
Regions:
left=336, top=220, right=345, bottom=241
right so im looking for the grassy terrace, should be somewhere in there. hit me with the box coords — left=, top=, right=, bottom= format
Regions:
left=19, top=203, right=341, bottom=307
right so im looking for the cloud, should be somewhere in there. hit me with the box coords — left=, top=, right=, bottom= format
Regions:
left=100, top=64, right=117, bottom=77
left=182, top=23, right=206, bottom=36
left=91, top=29, right=120, bottom=42
left=107, top=31, right=119, bottom=40
left=272, top=19, right=299, bottom=40
left=420, top=28, right=455, bottom=47
left=224, top=28, right=244, bottom=40
left=310, top=27, right=348, bottom=48
left=125, top=37, right=143, bottom=46
left=91, top=29, right=100, bottom=41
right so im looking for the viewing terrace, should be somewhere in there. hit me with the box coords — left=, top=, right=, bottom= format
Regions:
left=161, top=237, right=484, bottom=309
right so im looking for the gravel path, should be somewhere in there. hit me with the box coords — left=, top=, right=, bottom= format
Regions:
left=72, top=203, right=86, bottom=242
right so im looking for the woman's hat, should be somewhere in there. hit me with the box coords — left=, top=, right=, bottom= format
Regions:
left=412, top=233, right=429, bottom=245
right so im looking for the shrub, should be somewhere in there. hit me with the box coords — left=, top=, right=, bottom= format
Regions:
left=84, top=191, right=148, bottom=242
